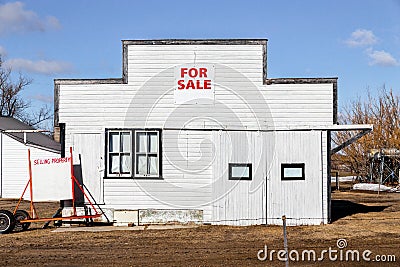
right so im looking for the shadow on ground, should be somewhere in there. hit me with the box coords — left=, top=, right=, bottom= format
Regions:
left=331, top=200, right=389, bottom=222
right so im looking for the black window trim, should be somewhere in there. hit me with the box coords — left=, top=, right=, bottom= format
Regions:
left=229, top=163, right=252, bottom=180
left=106, top=130, right=133, bottom=177
left=104, top=128, right=163, bottom=179
left=281, top=163, right=305, bottom=181
left=134, top=130, right=161, bottom=178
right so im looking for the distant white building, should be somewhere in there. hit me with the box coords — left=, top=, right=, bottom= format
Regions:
left=54, top=39, right=371, bottom=226
left=0, top=117, right=60, bottom=198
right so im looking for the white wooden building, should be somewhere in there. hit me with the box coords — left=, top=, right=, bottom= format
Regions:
left=54, top=39, right=371, bottom=226
left=0, top=117, right=60, bottom=198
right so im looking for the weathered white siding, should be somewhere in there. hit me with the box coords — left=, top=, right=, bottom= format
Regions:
left=56, top=41, right=334, bottom=225
left=211, top=131, right=266, bottom=225
left=127, top=45, right=263, bottom=85
left=103, top=130, right=213, bottom=222
left=58, top=44, right=334, bottom=136
left=262, top=83, right=334, bottom=128
left=58, top=84, right=131, bottom=135
left=0, top=134, right=60, bottom=198
left=266, top=131, right=324, bottom=225
left=210, top=130, right=328, bottom=226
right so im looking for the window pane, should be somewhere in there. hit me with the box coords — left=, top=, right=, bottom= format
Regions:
left=109, top=154, right=120, bottom=174
left=232, top=166, right=249, bottom=178
left=121, top=132, right=131, bottom=152
left=109, top=133, right=120, bottom=152
left=136, top=155, right=147, bottom=175
left=229, top=163, right=252, bottom=180
left=149, top=155, right=158, bottom=175
left=284, top=167, right=302, bottom=178
left=136, top=132, right=147, bottom=153
left=149, top=132, right=158, bottom=153
left=120, top=154, right=131, bottom=174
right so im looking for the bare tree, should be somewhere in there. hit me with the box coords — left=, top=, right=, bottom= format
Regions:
left=0, top=56, right=53, bottom=128
left=332, top=86, right=400, bottom=177
left=22, top=105, right=53, bottom=128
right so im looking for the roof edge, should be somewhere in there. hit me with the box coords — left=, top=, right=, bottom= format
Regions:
left=1, top=131, right=61, bottom=153
left=328, top=124, right=373, bottom=131
left=122, top=39, right=268, bottom=45
left=54, top=78, right=124, bottom=85
left=25, top=142, right=61, bottom=154
left=265, top=77, right=338, bottom=85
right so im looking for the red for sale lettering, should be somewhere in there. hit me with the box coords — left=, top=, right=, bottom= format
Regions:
left=180, top=67, right=208, bottom=78
left=178, top=67, right=211, bottom=90
left=177, top=79, right=212, bottom=90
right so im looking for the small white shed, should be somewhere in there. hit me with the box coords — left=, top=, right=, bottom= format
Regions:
left=0, top=117, right=60, bottom=198
left=54, top=39, right=371, bottom=226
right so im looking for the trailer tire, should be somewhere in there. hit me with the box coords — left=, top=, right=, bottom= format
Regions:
left=0, top=210, right=16, bottom=234
left=14, top=210, right=31, bottom=232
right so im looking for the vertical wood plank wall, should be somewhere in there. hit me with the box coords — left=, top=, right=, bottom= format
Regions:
left=57, top=43, right=334, bottom=225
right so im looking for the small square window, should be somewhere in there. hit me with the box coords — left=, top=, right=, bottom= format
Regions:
left=281, top=163, right=305, bottom=180
left=229, top=163, right=252, bottom=180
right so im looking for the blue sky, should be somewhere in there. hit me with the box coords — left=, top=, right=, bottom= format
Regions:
left=1, top=0, right=399, bottom=117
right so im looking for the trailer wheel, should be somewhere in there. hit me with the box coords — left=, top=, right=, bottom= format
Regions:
left=14, top=210, right=31, bottom=232
left=0, top=210, right=16, bottom=234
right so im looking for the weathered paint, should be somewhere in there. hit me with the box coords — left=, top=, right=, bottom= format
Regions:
left=114, top=210, right=138, bottom=226
left=103, top=130, right=214, bottom=222
left=211, top=131, right=266, bottom=226
left=139, top=209, right=203, bottom=224
left=55, top=39, right=336, bottom=226
left=71, top=133, right=104, bottom=204
left=266, top=131, right=327, bottom=225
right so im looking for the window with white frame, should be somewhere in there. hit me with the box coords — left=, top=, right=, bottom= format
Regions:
left=106, top=129, right=162, bottom=178
left=108, top=131, right=132, bottom=176
left=135, top=131, right=160, bottom=177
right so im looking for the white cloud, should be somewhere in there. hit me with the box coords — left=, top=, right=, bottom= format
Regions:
left=46, top=15, right=61, bottom=29
left=4, top=58, right=73, bottom=75
left=345, top=29, right=378, bottom=47
left=366, top=49, right=399, bottom=67
left=0, top=45, right=6, bottom=57
left=0, top=1, right=61, bottom=35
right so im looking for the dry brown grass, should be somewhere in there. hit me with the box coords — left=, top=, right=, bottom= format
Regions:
left=0, top=190, right=399, bottom=266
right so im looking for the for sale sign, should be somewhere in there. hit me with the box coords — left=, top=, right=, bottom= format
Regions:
left=174, top=64, right=215, bottom=104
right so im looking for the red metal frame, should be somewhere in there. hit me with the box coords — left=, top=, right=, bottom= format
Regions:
left=14, top=147, right=102, bottom=224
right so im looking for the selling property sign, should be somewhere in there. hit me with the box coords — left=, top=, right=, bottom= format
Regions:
left=174, top=64, right=215, bottom=104
left=31, top=157, right=73, bottom=201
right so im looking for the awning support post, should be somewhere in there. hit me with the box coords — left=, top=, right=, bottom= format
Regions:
left=330, top=128, right=372, bottom=155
